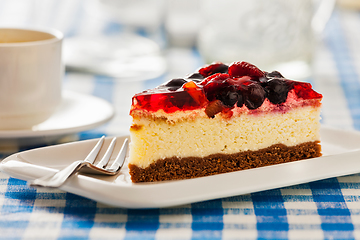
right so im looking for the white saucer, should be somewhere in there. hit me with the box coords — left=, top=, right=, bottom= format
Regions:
left=0, top=91, right=114, bottom=147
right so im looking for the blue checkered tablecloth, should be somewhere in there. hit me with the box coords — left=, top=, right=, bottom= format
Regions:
left=2, top=1, right=360, bottom=239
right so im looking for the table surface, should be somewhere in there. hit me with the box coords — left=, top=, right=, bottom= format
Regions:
left=1, top=2, right=360, bottom=239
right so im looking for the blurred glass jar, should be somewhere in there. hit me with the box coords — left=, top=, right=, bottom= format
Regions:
left=197, top=0, right=334, bottom=79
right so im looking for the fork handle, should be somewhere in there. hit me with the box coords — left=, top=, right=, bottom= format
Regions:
left=29, top=160, right=86, bottom=188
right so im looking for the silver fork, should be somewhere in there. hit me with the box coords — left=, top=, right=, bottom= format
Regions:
left=29, top=136, right=129, bottom=188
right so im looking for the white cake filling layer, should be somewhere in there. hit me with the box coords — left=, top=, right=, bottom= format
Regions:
left=129, top=106, right=321, bottom=169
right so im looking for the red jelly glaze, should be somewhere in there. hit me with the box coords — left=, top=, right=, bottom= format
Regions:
left=132, top=83, right=208, bottom=113
left=131, top=61, right=322, bottom=114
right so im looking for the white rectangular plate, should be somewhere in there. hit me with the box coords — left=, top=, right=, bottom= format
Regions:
left=1, top=126, right=360, bottom=209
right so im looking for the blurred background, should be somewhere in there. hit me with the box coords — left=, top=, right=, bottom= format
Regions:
left=0, top=0, right=350, bottom=79
left=0, top=0, right=359, bottom=138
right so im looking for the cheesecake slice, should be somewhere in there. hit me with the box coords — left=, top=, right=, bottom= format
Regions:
left=128, top=61, right=322, bottom=182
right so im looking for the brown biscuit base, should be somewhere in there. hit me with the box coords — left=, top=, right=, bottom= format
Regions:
left=129, top=141, right=321, bottom=183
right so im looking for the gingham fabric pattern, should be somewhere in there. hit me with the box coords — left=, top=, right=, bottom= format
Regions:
left=1, top=1, right=360, bottom=239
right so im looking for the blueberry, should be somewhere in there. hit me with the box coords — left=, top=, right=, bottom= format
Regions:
left=191, top=79, right=202, bottom=83
left=218, top=90, right=238, bottom=107
left=236, top=91, right=244, bottom=107
left=165, top=78, right=187, bottom=86
left=215, top=85, right=240, bottom=107
left=186, top=72, right=204, bottom=80
left=265, top=78, right=290, bottom=104
left=226, top=92, right=239, bottom=106
left=243, top=82, right=266, bottom=109
left=164, top=78, right=188, bottom=91
left=266, top=71, right=284, bottom=79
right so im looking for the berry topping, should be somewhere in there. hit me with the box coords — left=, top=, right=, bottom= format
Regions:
left=199, top=62, right=229, bottom=77
left=164, top=78, right=188, bottom=91
left=131, top=61, right=322, bottom=115
left=242, top=81, right=266, bottom=109
left=264, top=78, right=290, bottom=104
left=228, top=61, right=265, bottom=80
left=205, top=100, right=225, bottom=118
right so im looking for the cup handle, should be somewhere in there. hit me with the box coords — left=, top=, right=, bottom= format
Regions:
left=311, top=0, right=336, bottom=35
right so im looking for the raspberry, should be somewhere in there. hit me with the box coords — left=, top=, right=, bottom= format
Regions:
left=199, top=62, right=229, bottom=77
left=228, top=61, right=265, bottom=80
left=201, top=73, right=231, bottom=101
left=292, top=82, right=323, bottom=100
left=200, top=73, right=230, bottom=86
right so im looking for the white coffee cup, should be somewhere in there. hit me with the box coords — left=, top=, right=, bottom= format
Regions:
left=0, top=28, right=63, bottom=130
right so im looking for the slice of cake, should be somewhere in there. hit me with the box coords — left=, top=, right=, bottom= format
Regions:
left=128, top=61, right=322, bottom=183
